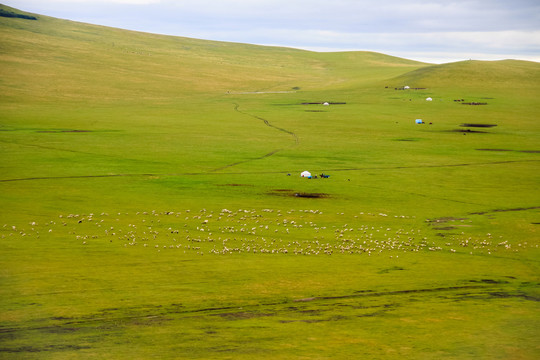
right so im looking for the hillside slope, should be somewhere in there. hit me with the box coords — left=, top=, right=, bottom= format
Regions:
left=393, top=59, right=540, bottom=90
left=0, top=4, right=425, bottom=104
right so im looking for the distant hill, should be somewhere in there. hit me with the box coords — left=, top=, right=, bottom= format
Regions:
left=392, top=59, right=540, bottom=90
left=1, top=4, right=538, bottom=102
left=0, top=4, right=428, bottom=102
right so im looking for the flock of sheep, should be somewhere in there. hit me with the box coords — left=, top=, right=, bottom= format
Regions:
left=2, top=208, right=526, bottom=257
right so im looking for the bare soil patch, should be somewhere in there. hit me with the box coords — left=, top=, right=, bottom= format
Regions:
left=476, top=148, right=512, bottom=152
left=449, top=129, right=488, bottom=133
left=37, top=130, right=92, bottom=133
left=269, top=189, right=330, bottom=198
left=217, top=183, right=254, bottom=187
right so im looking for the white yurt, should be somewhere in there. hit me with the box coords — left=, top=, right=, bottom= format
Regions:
left=426, top=97, right=433, bottom=101
left=300, top=171, right=312, bottom=178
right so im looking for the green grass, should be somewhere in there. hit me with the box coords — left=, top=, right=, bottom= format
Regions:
left=1, top=4, right=539, bottom=359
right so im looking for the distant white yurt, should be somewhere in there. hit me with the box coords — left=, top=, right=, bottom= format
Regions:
left=323, top=102, right=330, bottom=106
left=301, top=171, right=312, bottom=178
left=426, top=97, right=433, bottom=101
left=404, top=86, right=410, bottom=89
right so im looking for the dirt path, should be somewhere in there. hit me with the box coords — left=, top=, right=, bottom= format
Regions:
left=232, top=103, right=299, bottom=145
left=206, top=103, right=299, bottom=172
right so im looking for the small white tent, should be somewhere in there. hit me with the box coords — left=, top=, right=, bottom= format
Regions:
left=301, top=171, right=312, bottom=178
left=404, top=86, right=410, bottom=89
left=323, top=102, right=330, bottom=106
left=426, top=97, right=433, bottom=101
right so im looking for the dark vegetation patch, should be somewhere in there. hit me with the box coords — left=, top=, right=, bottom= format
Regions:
left=305, top=110, right=326, bottom=112
left=268, top=189, right=330, bottom=198
left=213, top=312, right=273, bottom=320
left=0, top=9, right=37, bottom=20
left=0, top=344, right=91, bottom=353
left=476, top=149, right=540, bottom=153
left=432, top=226, right=457, bottom=231
left=217, top=183, right=254, bottom=187
left=4, top=283, right=526, bottom=343
left=449, top=129, right=488, bottom=133
left=378, top=266, right=405, bottom=274
left=488, top=292, right=540, bottom=302
left=476, top=148, right=512, bottom=152
left=36, top=130, right=92, bottom=133
left=302, top=285, right=492, bottom=303
left=461, top=102, right=488, bottom=105
left=469, top=206, right=540, bottom=215
left=393, top=138, right=420, bottom=142
left=294, top=192, right=329, bottom=198
left=469, top=279, right=509, bottom=284
left=460, top=124, right=497, bottom=128
left=279, top=319, right=325, bottom=323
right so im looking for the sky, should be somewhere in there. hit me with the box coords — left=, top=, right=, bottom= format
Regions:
left=3, top=0, right=540, bottom=64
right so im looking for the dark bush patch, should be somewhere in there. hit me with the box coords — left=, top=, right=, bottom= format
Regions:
left=432, top=226, right=457, bottom=231
left=268, top=190, right=330, bottom=198
left=37, top=130, right=91, bottom=133
left=393, top=138, right=420, bottom=142
left=0, top=9, right=37, bottom=20
left=217, top=183, right=253, bottom=187
left=449, top=129, right=488, bottom=133
left=476, top=148, right=512, bottom=151
left=294, top=192, right=328, bottom=198
left=460, top=123, right=497, bottom=128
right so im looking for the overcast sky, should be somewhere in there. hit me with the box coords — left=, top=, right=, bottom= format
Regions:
left=4, top=0, right=540, bottom=63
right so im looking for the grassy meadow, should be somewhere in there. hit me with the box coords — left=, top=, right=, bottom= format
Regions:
left=1, top=4, right=539, bottom=359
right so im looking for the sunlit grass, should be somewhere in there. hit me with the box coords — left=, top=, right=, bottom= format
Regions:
left=0, top=4, right=539, bottom=359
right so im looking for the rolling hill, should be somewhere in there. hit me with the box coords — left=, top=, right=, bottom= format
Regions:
left=0, top=4, right=427, bottom=104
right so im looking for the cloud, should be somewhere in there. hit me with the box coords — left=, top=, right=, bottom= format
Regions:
left=3, top=0, right=540, bottom=63
left=22, top=0, right=161, bottom=3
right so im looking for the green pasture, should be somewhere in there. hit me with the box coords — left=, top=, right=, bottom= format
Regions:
left=1, top=5, right=539, bottom=359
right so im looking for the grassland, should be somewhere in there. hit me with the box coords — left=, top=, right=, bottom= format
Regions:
left=1, top=4, right=539, bottom=359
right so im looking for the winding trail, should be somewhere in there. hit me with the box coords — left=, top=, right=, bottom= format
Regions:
left=232, top=102, right=299, bottom=144
left=1, top=101, right=538, bottom=183
left=207, top=103, right=299, bottom=172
